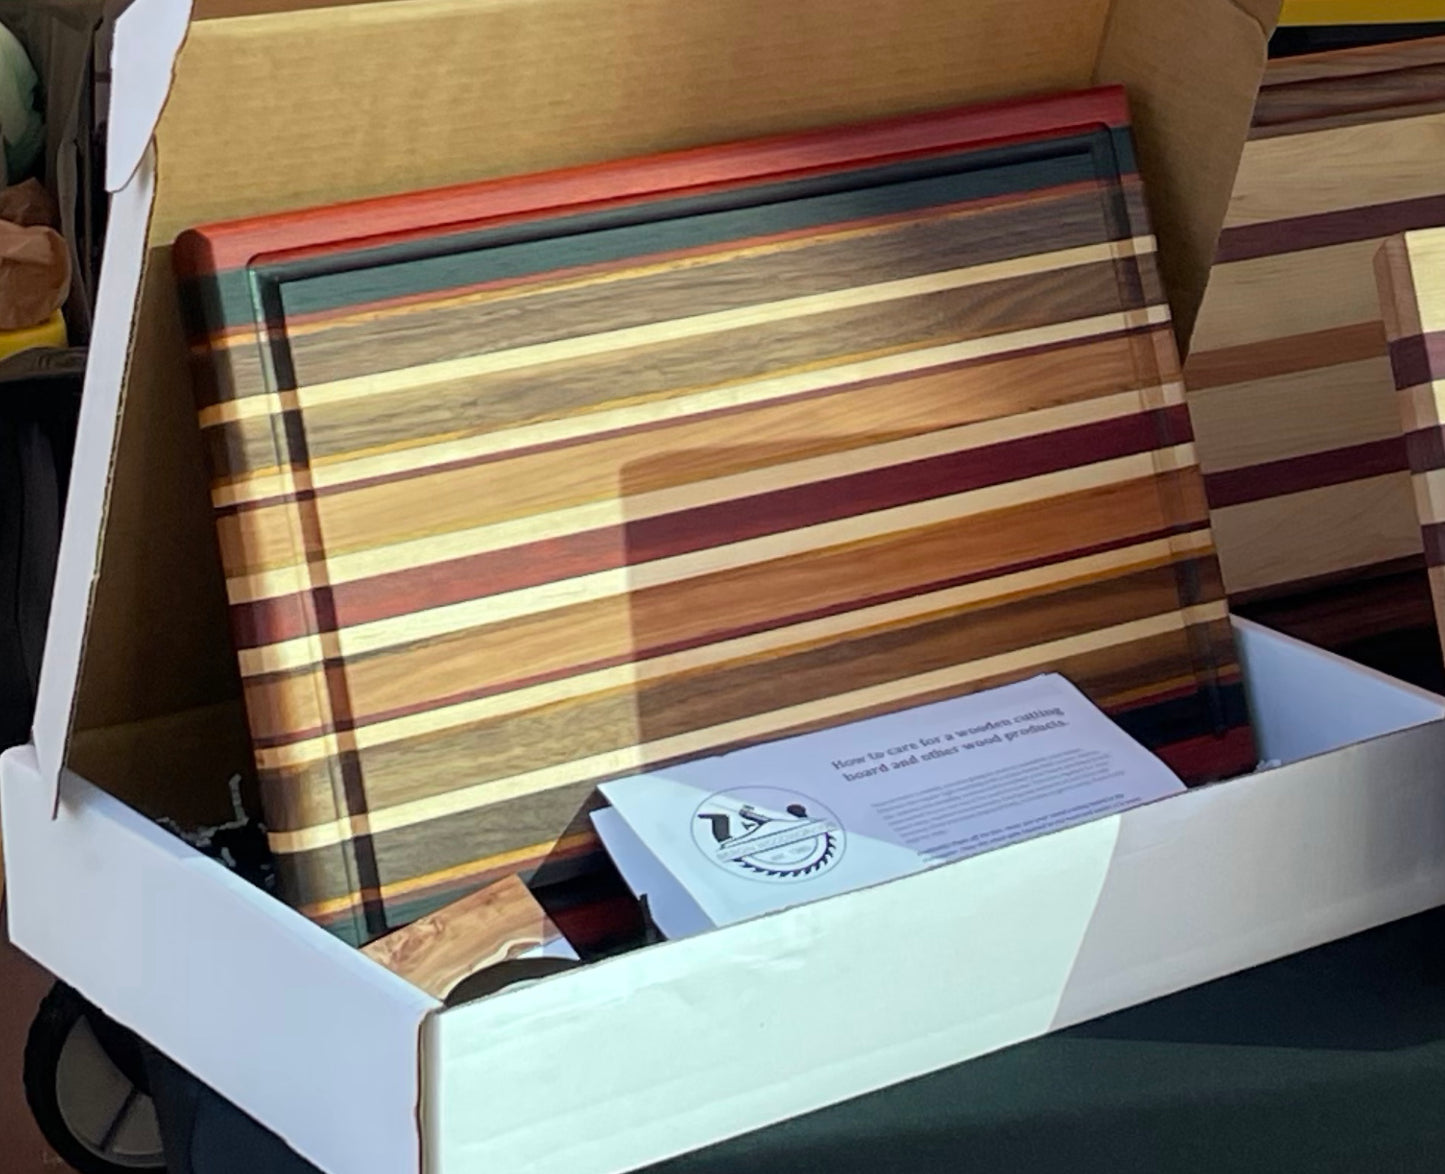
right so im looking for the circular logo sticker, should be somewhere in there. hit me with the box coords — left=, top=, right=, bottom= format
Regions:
left=691, top=787, right=844, bottom=883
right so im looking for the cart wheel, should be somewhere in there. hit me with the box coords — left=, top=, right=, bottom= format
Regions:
left=23, top=982, right=166, bottom=1172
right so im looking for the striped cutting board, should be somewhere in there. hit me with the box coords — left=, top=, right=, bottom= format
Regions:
left=174, top=87, right=1255, bottom=946
left=1377, top=228, right=1445, bottom=659
left=1185, top=37, right=1445, bottom=647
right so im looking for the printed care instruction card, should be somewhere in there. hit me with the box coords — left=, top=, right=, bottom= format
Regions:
left=594, top=674, right=1185, bottom=938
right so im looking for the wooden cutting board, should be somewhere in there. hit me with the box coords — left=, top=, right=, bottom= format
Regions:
left=1184, top=37, right=1445, bottom=647
left=1376, top=228, right=1445, bottom=659
left=175, top=87, right=1254, bottom=946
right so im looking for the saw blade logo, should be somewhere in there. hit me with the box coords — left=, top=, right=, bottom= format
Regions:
left=691, top=787, right=844, bottom=883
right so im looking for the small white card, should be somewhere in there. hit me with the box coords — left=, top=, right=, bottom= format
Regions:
left=595, top=674, right=1185, bottom=937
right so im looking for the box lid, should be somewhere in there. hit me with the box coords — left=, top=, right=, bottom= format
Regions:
left=32, top=0, right=1280, bottom=814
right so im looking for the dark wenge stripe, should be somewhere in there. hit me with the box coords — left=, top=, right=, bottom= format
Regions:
left=247, top=519, right=1209, bottom=748
left=284, top=184, right=1142, bottom=389
left=1407, top=427, right=1445, bottom=474
left=1203, top=437, right=1408, bottom=510
left=1389, top=330, right=1445, bottom=390
left=1423, top=522, right=1445, bottom=568
left=1216, top=192, right=1445, bottom=265
left=230, top=403, right=1195, bottom=649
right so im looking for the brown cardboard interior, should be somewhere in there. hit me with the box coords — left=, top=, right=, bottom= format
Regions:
left=62, top=0, right=1280, bottom=824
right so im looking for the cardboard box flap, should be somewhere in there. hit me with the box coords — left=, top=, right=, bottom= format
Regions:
left=106, top=0, right=189, bottom=193
left=41, top=0, right=1279, bottom=817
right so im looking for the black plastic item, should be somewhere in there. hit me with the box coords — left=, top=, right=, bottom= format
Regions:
left=1271, top=22, right=1445, bottom=57
left=23, top=982, right=165, bottom=1174
left=0, top=348, right=84, bottom=748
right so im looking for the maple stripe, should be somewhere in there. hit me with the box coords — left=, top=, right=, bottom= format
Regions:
left=275, top=181, right=1149, bottom=386
left=278, top=634, right=1249, bottom=903
left=223, top=382, right=1188, bottom=601
left=233, top=439, right=1201, bottom=677
left=240, top=473, right=1213, bottom=750
left=1395, top=379, right=1445, bottom=434
left=250, top=530, right=1217, bottom=758
left=1202, top=437, right=1408, bottom=509
left=228, top=405, right=1195, bottom=647
left=211, top=306, right=1171, bottom=508
left=216, top=327, right=1174, bottom=585
left=256, top=527, right=1216, bottom=749
left=198, top=237, right=1154, bottom=429
left=264, top=599, right=1232, bottom=854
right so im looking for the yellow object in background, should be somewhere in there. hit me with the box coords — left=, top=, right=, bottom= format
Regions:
left=0, top=308, right=64, bottom=362
left=1281, top=0, right=1445, bottom=22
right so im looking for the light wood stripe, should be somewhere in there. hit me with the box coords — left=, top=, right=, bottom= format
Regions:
left=213, top=305, right=1171, bottom=507
left=1190, top=239, right=1383, bottom=354
left=237, top=442, right=1200, bottom=676
left=221, top=328, right=1171, bottom=577
left=1413, top=466, right=1445, bottom=527
left=200, top=236, right=1154, bottom=428
left=254, top=529, right=1215, bottom=769
left=225, top=382, right=1185, bottom=602
left=1209, top=472, right=1422, bottom=595
left=267, top=598, right=1230, bottom=853
left=1226, top=111, right=1445, bottom=229
left=1400, top=381, right=1445, bottom=434
left=1187, top=357, right=1398, bottom=473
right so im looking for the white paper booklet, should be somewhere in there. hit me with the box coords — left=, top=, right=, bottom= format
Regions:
left=594, top=674, right=1185, bottom=939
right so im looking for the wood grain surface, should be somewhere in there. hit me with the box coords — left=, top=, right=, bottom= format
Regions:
left=176, top=88, right=1254, bottom=946
left=1376, top=228, right=1445, bottom=659
left=360, top=874, right=565, bottom=998
left=1183, top=36, right=1445, bottom=642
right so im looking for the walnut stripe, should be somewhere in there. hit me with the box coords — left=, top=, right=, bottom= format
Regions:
left=280, top=184, right=1144, bottom=389
left=234, top=441, right=1200, bottom=677
left=227, top=403, right=1193, bottom=649
left=243, top=477, right=1211, bottom=757
left=212, top=306, right=1170, bottom=509
left=201, top=237, right=1151, bottom=429
left=203, top=259, right=1156, bottom=481
left=248, top=528, right=1216, bottom=770
left=222, top=380, right=1186, bottom=599
left=218, top=326, right=1174, bottom=573
left=266, top=598, right=1232, bottom=855
left=285, top=634, right=1247, bottom=915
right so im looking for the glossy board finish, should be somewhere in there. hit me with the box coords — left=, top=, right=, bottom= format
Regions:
left=176, top=88, right=1255, bottom=945
left=1185, top=37, right=1445, bottom=644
